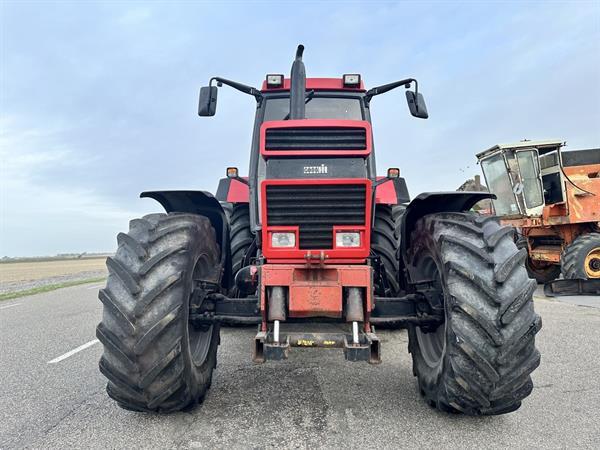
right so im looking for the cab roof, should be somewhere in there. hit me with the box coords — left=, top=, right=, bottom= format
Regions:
left=476, top=139, right=565, bottom=159
left=261, top=77, right=365, bottom=92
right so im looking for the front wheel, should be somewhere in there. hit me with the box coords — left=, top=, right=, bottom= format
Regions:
left=561, top=232, right=600, bottom=279
left=96, top=213, right=222, bottom=412
left=407, top=212, right=541, bottom=415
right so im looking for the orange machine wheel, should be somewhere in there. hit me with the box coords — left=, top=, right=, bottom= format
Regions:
left=561, top=233, right=600, bottom=279
left=584, top=247, right=600, bottom=278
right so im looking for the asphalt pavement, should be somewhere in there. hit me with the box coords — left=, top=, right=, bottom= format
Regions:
left=0, top=283, right=599, bottom=449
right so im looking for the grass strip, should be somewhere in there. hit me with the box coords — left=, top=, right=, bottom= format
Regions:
left=0, top=277, right=106, bottom=301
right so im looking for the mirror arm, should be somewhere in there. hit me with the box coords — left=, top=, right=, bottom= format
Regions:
left=365, top=78, right=417, bottom=103
left=210, top=77, right=263, bottom=102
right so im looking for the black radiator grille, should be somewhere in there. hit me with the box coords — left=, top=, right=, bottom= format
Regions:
left=266, top=184, right=366, bottom=249
left=265, top=127, right=367, bottom=151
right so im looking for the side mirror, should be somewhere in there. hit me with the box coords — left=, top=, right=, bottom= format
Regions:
left=406, top=90, right=428, bottom=119
left=198, top=86, right=218, bottom=116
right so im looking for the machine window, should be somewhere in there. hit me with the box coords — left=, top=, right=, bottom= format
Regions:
left=481, top=154, right=519, bottom=215
left=516, top=150, right=544, bottom=209
left=263, top=97, right=363, bottom=121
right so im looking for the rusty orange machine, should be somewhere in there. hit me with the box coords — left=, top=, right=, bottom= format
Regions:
left=477, top=140, right=600, bottom=282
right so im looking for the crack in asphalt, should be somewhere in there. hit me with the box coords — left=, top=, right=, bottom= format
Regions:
left=10, top=389, right=106, bottom=449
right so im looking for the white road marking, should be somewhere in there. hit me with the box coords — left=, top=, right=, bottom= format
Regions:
left=0, top=303, right=22, bottom=310
left=48, top=339, right=100, bottom=364
left=86, top=284, right=105, bottom=290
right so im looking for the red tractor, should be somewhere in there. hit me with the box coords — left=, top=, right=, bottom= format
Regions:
left=97, top=46, right=541, bottom=415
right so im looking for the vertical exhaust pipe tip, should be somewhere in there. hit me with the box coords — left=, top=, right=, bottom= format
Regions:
left=289, top=44, right=307, bottom=120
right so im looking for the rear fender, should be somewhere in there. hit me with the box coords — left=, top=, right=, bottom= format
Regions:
left=141, top=190, right=232, bottom=288
left=399, top=191, right=495, bottom=273
left=215, top=177, right=250, bottom=203
left=374, top=177, right=410, bottom=204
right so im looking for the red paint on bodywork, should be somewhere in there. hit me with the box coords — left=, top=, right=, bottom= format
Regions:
left=226, top=178, right=249, bottom=203
left=261, top=77, right=365, bottom=92
left=374, top=177, right=398, bottom=204
left=260, top=264, right=372, bottom=319
left=260, top=119, right=372, bottom=157
left=260, top=178, right=372, bottom=262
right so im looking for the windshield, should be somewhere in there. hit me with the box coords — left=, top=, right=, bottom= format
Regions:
left=263, top=97, right=363, bottom=121
left=481, top=153, right=520, bottom=215
left=516, top=150, right=544, bottom=209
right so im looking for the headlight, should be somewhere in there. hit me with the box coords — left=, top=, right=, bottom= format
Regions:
left=336, top=231, right=360, bottom=248
left=271, top=232, right=295, bottom=248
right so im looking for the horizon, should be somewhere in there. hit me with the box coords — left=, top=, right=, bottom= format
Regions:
left=1, top=1, right=599, bottom=257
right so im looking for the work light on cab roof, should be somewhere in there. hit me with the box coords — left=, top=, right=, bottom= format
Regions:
left=265, top=74, right=284, bottom=88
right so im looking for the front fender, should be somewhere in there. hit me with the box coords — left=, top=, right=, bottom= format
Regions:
left=141, top=190, right=232, bottom=288
left=399, top=191, right=495, bottom=266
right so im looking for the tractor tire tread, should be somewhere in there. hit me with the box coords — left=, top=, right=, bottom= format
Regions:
left=561, top=232, right=600, bottom=279
left=408, top=212, right=541, bottom=416
left=97, top=213, right=221, bottom=412
left=229, top=204, right=254, bottom=283
left=371, top=205, right=405, bottom=296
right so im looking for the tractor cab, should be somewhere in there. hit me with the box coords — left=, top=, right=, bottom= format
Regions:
left=199, top=46, right=427, bottom=265
left=476, top=140, right=564, bottom=218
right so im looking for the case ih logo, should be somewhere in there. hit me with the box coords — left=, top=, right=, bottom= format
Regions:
left=303, top=164, right=328, bottom=175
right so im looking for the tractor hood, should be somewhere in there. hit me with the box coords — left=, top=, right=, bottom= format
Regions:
left=259, top=119, right=372, bottom=158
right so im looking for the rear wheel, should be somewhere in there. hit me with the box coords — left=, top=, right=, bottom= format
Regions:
left=525, top=259, right=561, bottom=284
left=407, top=212, right=541, bottom=415
left=371, top=204, right=405, bottom=296
left=96, top=213, right=222, bottom=412
left=516, top=237, right=560, bottom=283
left=229, top=204, right=254, bottom=292
left=223, top=204, right=256, bottom=326
left=561, top=232, right=600, bottom=279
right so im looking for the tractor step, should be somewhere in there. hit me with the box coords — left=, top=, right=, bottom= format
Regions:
left=252, top=329, right=381, bottom=364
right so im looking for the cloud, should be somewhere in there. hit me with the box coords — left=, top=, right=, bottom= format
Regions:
left=0, top=114, right=152, bottom=256
left=0, top=1, right=599, bottom=256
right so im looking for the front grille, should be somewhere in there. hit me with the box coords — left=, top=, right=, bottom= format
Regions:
left=265, top=127, right=367, bottom=151
left=266, top=184, right=366, bottom=249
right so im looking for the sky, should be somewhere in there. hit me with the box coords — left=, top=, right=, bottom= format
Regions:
left=1, top=0, right=599, bottom=257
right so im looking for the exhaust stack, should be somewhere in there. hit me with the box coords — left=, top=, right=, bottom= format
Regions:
left=289, top=44, right=306, bottom=120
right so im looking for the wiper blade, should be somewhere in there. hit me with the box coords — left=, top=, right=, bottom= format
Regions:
left=282, top=90, right=315, bottom=120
